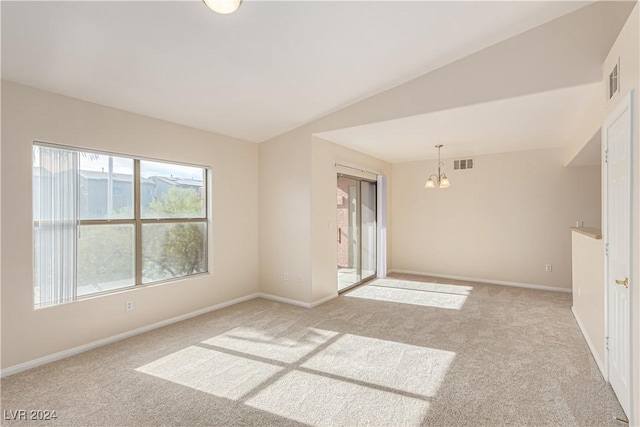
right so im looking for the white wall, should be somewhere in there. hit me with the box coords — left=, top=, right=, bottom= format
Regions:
left=571, top=230, right=605, bottom=370
left=391, top=148, right=601, bottom=289
left=0, top=81, right=260, bottom=369
left=601, top=4, right=639, bottom=423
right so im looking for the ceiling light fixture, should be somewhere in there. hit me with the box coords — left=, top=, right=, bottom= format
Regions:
left=424, top=144, right=451, bottom=189
left=203, top=0, right=242, bottom=15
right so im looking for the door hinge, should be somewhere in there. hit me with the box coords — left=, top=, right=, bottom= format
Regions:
left=605, top=243, right=609, bottom=257
left=606, top=336, right=609, bottom=351
left=605, top=149, right=609, bottom=163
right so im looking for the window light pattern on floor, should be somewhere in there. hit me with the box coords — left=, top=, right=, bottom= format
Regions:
left=345, top=278, right=472, bottom=310
left=136, top=325, right=454, bottom=426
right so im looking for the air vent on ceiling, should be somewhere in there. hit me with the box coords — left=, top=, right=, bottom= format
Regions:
left=453, top=159, right=474, bottom=170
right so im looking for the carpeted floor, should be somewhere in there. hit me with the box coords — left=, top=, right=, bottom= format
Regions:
left=1, top=273, right=626, bottom=426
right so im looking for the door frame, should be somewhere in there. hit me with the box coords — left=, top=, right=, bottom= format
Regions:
left=603, top=90, right=634, bottom=420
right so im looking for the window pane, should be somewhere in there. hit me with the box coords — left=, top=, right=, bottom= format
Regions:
left=77, top=224, right=135, bottom=296
left=79, top=153, right=134, bottom=219
left=142, top=222, right=207, bottom=283
left=140, top=160, right=205, bottom=219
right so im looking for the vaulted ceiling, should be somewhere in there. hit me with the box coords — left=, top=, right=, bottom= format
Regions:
left=2, top=1, right=635, bottom=161
left=317, top=83, right=602, bottom=163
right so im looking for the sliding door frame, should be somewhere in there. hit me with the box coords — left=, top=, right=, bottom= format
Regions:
left=337, top=173, right=377, bottom=293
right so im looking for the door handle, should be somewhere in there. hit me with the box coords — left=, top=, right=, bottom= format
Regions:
left=615, top=278, right=629, bottom=288
left=338, top=228, right=342, bottom=244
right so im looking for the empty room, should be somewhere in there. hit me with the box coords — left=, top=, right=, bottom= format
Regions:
left=1, top=1, right=639, bottom=426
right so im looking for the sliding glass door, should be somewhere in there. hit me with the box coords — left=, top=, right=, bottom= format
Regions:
left=337, top=175, right=376, bottom=292
left=337, top=176, right=360, bottom=290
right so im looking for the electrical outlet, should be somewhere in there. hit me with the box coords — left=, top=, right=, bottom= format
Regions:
left=284, top=273, right=289, bottom=281
left=575, top=220, right=583, bottom=228
left=545, top=264, right=553, bottom=272
left=125, top=300, right=134, bottom=312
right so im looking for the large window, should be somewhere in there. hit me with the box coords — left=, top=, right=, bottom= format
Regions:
left=33, top=143, right=208, bottom=307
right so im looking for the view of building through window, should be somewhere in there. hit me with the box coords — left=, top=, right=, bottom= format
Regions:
left=33, top=144, right=208, bottom=307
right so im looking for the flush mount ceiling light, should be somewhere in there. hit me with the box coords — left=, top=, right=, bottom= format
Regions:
left=203, top=0, right=242, bottom=14
left=424, top=144, right=451, bottom=189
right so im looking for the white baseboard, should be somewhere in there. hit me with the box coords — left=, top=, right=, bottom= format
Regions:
left=310, top=293, right=339, bottom=307
left=1, top=290, right=339, bottom=378
left=257, top=292, right=338, bottom=308
left=572, top=306, right=606, bottom=378
left=0, top=293, right=260, bottom=378
left=389, top=269, right=572, bottom=293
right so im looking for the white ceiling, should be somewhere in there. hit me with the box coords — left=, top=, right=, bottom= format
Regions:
left=2, top=1, right=591, bottom=143
left=317, top=82, right=603, bottom=163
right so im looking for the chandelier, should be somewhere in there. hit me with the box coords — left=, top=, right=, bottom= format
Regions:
left=424, top=144, right=451, bottom=189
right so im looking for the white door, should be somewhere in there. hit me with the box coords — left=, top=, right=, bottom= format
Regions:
left=605, top=92, right=632, bottom=417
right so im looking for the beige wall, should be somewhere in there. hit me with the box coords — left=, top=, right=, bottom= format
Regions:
left=1, top=81, right=260, bottom=369
left=259, top=129, right=313, bottom=303
left=391, top=148, right=601, bottom=289
left=564, top=87, right=604, bottom=167
left=571, top=231, right=605, bottom=368
left=258, top=133, right=392, bottom=305
left=602, top=4, right=639, bottom=423
left=310, top=137, right=392, bottom=302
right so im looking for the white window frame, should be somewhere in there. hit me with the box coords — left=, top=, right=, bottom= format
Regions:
left=33, top=141, right=210, bottom=307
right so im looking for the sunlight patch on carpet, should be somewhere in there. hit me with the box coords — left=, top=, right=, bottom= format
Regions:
left=246, top=370, right=429, bottom=426
left=201, top=326, right=339, bottom=363
left=302, top=334, right=455, bottom=397
left=345, top=282, right=468, bottom=309
left=373, top=279, right=473, bottom=295
left=135, top=346, right=282, bottom=400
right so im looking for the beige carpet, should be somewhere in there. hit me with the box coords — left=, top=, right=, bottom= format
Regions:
left=1, top=273, right=626, bottom=426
